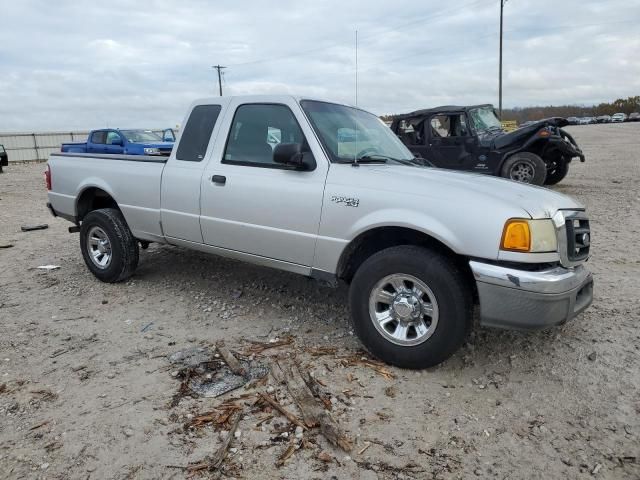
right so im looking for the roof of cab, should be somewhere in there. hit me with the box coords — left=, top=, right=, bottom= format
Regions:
left=392, top=104, right=494, bottom=121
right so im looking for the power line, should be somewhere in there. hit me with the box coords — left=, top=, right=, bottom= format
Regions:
left=212, top=65, right=226, bottom=96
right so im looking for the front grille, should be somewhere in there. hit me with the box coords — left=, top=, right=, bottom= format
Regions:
left=565, top=217, right=590, bottom=262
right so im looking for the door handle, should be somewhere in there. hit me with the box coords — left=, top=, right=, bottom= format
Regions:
left=211, top=175, right=226, bottom=185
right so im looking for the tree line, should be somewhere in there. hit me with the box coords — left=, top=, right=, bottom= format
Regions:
left=381, top=96, right=639, bottom=124
left=502, top=96, right=640, bottom=123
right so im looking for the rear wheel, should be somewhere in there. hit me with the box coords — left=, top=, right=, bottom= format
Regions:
left=349, top=246, right=472, bottom=369
left=544, top=159, right=569, bottom=185
left=80, top=208, right=139, bottom=283
left=501, top=152, right=546, bottom=186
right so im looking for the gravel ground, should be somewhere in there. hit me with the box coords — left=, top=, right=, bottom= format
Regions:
left=1, top=123, right=639, bottom=480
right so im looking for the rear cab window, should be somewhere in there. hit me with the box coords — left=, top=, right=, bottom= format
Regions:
left=176, top=105, right=222, bottom=162
left=90, top=131, right=107, bottom=144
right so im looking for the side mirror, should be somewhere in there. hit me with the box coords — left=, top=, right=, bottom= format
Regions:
left=111, top=138, right=123, bottom=146
left=273, top=143, right=315, bottom=170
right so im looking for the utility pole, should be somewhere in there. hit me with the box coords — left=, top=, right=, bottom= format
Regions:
left=498, top=0, right=506, bottom=119
left=212, top=65, right=226, bottom=96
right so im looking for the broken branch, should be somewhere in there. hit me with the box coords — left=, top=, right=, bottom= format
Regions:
left=259, top=393, right=306, bottom=429
left=216, top=341, right=246, bottom=377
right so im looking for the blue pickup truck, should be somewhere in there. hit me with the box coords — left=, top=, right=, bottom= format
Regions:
left=61, top=129, right=175, bottom=156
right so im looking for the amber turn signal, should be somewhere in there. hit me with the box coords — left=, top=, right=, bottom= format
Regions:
left=501, top=219, right=531, bottom=252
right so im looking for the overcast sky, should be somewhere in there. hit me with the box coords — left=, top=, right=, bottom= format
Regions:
left=0, top=0, right=639, bottom=131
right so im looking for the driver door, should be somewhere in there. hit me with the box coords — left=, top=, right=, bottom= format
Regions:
left=199, top=98, right=328, bottom=267
left=105, top=131, right=125, bottom=154
left=427, top=113, right=473, bottom=169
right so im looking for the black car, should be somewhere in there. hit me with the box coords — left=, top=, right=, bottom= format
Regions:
left=390, top=104, right=585, bottom=186
left=0, top=145, right=7, bottom=173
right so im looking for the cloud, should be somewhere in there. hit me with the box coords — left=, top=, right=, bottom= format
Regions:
left=0, top=0, right=638, bottom=130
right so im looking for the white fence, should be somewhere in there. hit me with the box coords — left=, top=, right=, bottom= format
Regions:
left=0, top=129, right=169, bottom=162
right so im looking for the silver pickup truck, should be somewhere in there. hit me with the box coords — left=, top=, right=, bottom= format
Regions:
left=46, top=95, right=593, bottom=368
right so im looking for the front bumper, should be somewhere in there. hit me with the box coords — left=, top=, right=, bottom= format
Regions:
left=557, top=129, right=585, bottom=162
left=470, top=260, right=593, bottom=330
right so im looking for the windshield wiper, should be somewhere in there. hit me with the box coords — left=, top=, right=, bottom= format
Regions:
left=335, top=155, right=388, bottom=165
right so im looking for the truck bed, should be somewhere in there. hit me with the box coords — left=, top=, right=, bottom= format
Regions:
left=47, top=152, right=167, bottom=242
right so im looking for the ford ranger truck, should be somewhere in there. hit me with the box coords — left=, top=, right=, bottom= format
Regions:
left=45, top=95, right=593, bottom=369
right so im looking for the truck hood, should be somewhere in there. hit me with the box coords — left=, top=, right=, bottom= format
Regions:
left=349, top=165, right=584, bottom=219
left=479, top=117, right=569, bottom=149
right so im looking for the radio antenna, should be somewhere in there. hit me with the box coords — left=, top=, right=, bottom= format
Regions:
left=355, top=30, right=358, bottom=107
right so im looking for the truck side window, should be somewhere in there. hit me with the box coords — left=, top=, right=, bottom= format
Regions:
left=106, top=131, right=121, bottom=145
left=176, top=105, right=222, bottom=162
left=430, top=114, right=468, bottom=138
left=90, top=131, right=106, bottom=144
left=223, top=104, right=304, bottom=167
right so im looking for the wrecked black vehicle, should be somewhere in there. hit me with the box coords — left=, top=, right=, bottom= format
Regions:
left=390, top=104, right=585, bottom=185
left=0, top=145, right=8, bottom=173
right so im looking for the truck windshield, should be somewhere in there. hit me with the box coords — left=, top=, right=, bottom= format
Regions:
left=468, top=106, right=502, bottom=132
left=120, top=130, right=162, bottom=143
left=300, top=100, right=417, bottom=165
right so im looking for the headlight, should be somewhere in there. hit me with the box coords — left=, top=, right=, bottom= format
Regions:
left=144, top=147, right=160, bottom=155
left=500, top=219, right=557, bottom=253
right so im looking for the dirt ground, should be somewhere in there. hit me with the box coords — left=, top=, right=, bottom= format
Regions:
left=1, top=123, right=639, bottom=480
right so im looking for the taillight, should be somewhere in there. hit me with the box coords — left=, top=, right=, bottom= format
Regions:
left=44, top=165, right=52, bottom=190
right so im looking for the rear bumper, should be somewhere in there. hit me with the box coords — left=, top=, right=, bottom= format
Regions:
left=46, top=201, right=57, bottom=217
left=470, top=260, right=593, bottom=330
left=46, top=201, right=76, bottom=223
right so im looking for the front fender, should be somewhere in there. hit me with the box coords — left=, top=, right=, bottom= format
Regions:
left=346, top=208, right=462, bottom=254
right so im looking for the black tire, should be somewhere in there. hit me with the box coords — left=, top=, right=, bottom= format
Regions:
left=544, top=159, right=569, bottom=185
left=349, top=246, right=472, bottom=369
left=500, top=152, right=547, bottom=186
left=79, top=208, right=139, bottom=283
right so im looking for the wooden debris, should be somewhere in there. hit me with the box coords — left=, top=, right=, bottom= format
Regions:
left=355, top=460, right=426, bottom=475
left=30, top=389, right=58, bottom=401
left=259, top=393, right=306, bottom=429
left=187, top=403, right=242, bottom=430
left=272, top=362, right=353, bottom=452
left=358, top=442, right=371, bottom=455
left=29, top=420, right=50, bottom=431
left=317, top=451, right=333, bottom=463
left=216, top=341, right=246, bottom=376
left=187, top=411, right=242, bottom=473
left=340, top=354, right=396, bottom=380
left=255, top=414, right=274, bottom=427
left=314, top=378, right=327, bottom=387
left=376, top=411, right=391, bottom=421
left=276, top=442, right=297, bottom=467
left=243, top=336, right=294, bottom=355
left=305, top=346, right=337, bottom=356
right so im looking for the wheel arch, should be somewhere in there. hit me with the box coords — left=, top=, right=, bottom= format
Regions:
left=76, top=185, right=120, bottom=221
left=498, top=138, right=547, bottom=171
left=336, top=226, right=476, bottom=299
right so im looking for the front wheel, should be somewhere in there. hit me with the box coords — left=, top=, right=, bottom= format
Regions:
left=80, top=208, right=139, bottom=283
left=544, top=160, right=569, bottom=185
left=349, top=246, right=472, bottom=369
left=500, top=152, right=547, bottom=185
